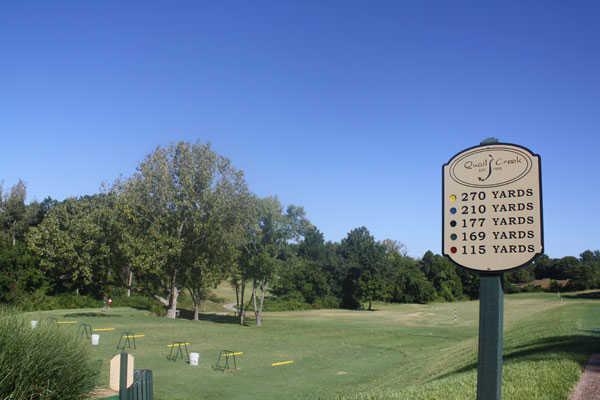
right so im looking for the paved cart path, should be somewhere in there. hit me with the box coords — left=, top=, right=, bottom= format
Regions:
left=570, top=354, right=600, bottom=400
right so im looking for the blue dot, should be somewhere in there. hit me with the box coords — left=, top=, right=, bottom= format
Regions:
left=450, top=207, right=457, bottom=214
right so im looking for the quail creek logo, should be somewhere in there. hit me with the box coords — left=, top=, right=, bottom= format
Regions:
left=449, top=147, right=533, bottom=188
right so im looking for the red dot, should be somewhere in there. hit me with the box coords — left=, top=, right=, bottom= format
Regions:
left=450, top=247, right=457, bottom=254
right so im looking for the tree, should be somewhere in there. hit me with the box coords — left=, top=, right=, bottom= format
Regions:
left=419, top=251, right=463, bottom=301
left=381, top=239, right=408, bottom=257
left=239, top=197, right=308, bottom=326
left=581, top=250, right=600, bottom=264
left=0, top=241, right=45, bottom=302
left=339, top=227, right=386, bottom=310
left=271, top=256, right=330, bottom=305
left=180, top=154, right=252, bottom=321
left=116, top=142, right=251, bottom=319
left=0, top=180, right=28, bottom=246
left=27, top=194, right=122, bottom=296
left=271, top=226, right=334, bottom=306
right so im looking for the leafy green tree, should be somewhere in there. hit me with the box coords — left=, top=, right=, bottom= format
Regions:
left=0, top=241, right=45, bottom=302
left=419, top=251, right=463, bottom=301
left=505, top=264, right=535, bottom=285
left=180, top=152, right=253, bottom=321
left=455, top=267, right=479, bottom=299
left=339, top=227, right=386, bottom=310
left=271, top=256, right=330, bottom=304
left=0, top=180, right=28, bottom=246
left=238, top=197, right=308, bottom=326
left=581, top=250, right=600, bottom=264
left=116, top=142, right=251, bottom=319
left=27, top=194, right=122, bottom=296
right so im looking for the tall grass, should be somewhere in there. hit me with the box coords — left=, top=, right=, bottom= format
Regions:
left=0, top=309, right=99, bottom=399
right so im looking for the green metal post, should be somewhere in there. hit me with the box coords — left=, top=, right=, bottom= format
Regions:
left=477, top=274, right=503, bottom=400
left=119, top=352, right=129, bottom=400
left=476, top=137, right=503, bottom=400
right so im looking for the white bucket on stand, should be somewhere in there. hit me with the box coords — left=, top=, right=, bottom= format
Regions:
left=91, top=334, right=100, bottom=346
left=31, top=320, right=38, bottom=329
left=189, top=352, right=199, bottom=366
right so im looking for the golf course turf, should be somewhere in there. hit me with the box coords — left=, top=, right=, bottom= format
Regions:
left=29, top=291, right=600, bottom=400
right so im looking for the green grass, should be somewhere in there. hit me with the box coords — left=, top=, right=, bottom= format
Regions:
left=27, top=291, right=600, bottom=400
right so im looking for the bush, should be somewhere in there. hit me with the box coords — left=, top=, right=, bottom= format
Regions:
left=14, top=291, right=102, bottom=311
left=313, top=295, right=340, bottom=309
left=265, top=294, right=341, bottom=311
left=0, top=310, right=99, bottom=399
left=264, top=297, right=313, bottom=311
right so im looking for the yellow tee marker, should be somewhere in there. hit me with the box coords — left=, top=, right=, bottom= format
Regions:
left=167, top=342, right=191, bottom=347
left=57, top=321, right=77, bottom=324
left=271, top=360, right=294, bottom=367
left=123, top=334, right=145, bottom=339
left=93, top=328, right=115, bottom=332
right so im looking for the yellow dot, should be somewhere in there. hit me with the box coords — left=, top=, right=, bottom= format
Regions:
left=449, top=194, right=457, bottom=202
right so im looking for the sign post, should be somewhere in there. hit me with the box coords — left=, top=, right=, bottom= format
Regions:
left=477, top=274, right=503, bottom=399
left=442, top=139, right=543, bottom=400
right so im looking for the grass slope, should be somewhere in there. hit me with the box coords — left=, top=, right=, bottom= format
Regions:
left=27, top=292, right=600, bottom=400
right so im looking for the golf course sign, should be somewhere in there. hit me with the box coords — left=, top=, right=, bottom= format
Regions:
left=443, top=143, right=543, bottom=272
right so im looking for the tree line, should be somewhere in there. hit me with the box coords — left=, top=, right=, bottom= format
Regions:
left=0, top=141, right=598, bottom=325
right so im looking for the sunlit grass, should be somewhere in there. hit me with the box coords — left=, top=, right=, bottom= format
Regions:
left=26, top=292, right=599, bottom=400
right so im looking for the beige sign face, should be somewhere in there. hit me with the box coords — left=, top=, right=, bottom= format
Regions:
left=109, top=354, right=134, bottom=391
left=443, top=143, right=543, bottom=272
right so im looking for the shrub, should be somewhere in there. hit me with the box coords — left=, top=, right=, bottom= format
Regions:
left=14, top=291, right=102, bottom=311
left=0, top=310, right=99, bottom=399
left=264, top=296, right=313, bottom=311
left=313, top=295, right=340, bottom=309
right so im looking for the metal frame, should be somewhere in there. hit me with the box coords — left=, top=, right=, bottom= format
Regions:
left=79, top=323, right=93, bottom=339
left=117, top=332, right=137, bottom=350
left=167, top=342, right=190, bottom=362
left=214, top=350, right=240, bottom=371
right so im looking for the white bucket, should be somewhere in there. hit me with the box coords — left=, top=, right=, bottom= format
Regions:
left=31, top=320, right=38, bottom=329
left=189, top=352, right=199, bottom=366
left=91, top=334, right=100, bottom=346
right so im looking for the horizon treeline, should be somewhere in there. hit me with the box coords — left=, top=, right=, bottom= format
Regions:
left=0, top=141, right=598, bottom=322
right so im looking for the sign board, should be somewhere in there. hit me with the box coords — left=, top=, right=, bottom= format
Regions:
left=109, top=353, right=134, bottom=391
left=443, top=143, right=543, bottom=272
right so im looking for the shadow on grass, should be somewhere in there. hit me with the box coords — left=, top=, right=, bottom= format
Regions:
left=63, top=312, right=120, bottom=318
left=564, top=291, right=600, bottom=300
left=177, top=308, right=251, bottom=325
left=433, top=334, right=600, bottom=381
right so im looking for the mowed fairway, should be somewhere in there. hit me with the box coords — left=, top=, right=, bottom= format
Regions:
left=29, top=292, right=600, bottom=400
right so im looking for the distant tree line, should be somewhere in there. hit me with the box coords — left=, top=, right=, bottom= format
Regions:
left=0, top=141, right=598, bottom=324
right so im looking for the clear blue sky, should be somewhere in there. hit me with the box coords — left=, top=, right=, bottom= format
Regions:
left=1, top=1, right=599, bottom=258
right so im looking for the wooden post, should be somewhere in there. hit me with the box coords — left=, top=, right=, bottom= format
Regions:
left=477, top=274, right=503, bottom=400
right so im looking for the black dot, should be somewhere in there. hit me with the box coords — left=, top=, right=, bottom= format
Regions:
left=450, top=220, right=457, bottom=227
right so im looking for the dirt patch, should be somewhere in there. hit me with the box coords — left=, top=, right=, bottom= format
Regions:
left=89, top=387, right=118, bottom=399
left=570, top=354, right=600, bottom=400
